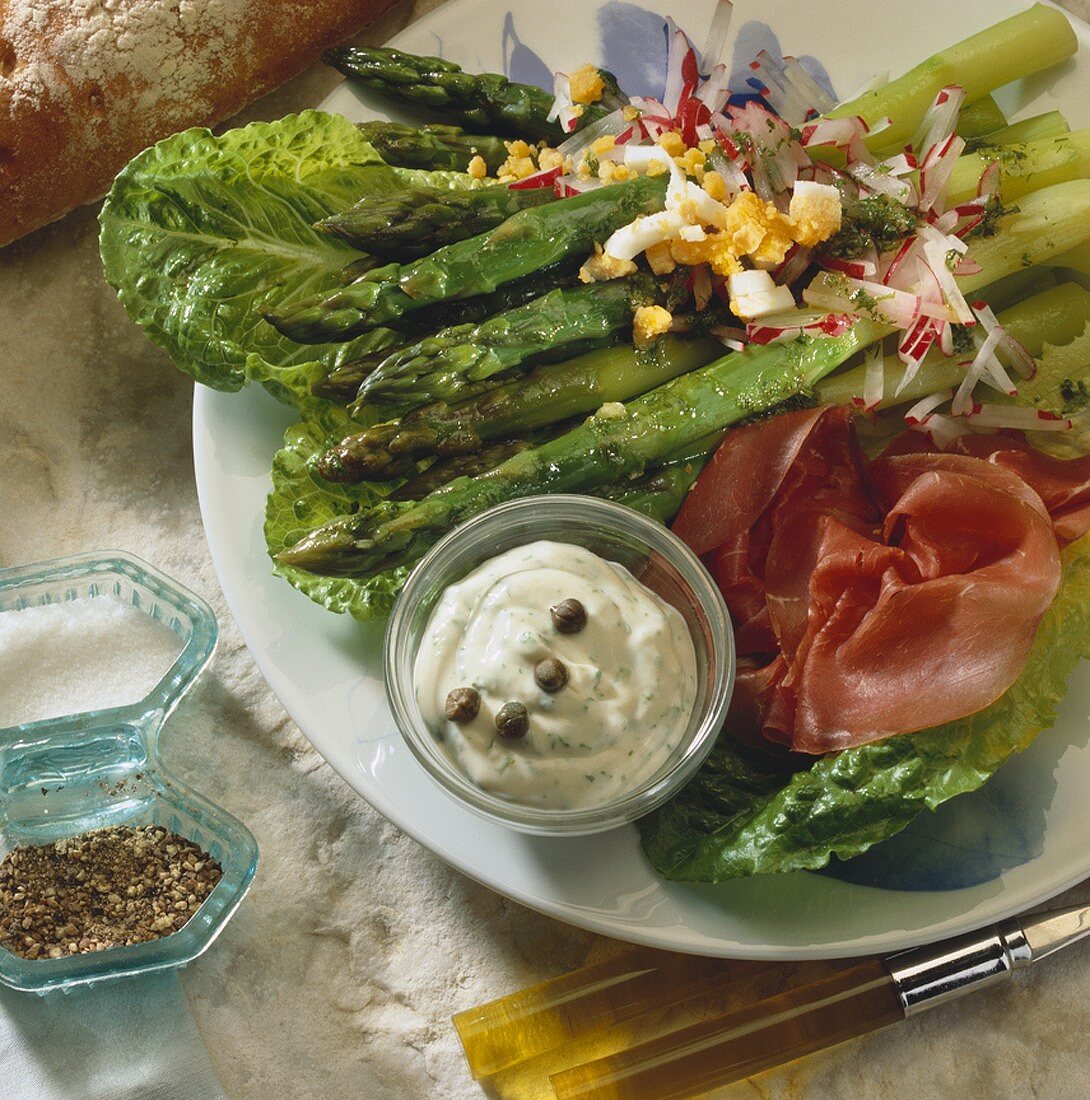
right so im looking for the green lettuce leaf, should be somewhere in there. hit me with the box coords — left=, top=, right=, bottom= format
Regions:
left=264, top=415, right=409, bottom=620
left=639, top=534, right=1090, bottom=882
left=98, top=110, right=479, bottom=412
left=1020, top=323, right=1090, bottom=457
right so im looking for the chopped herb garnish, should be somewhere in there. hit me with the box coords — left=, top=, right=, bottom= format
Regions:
left=1060, top=378, right=1090, bottom=414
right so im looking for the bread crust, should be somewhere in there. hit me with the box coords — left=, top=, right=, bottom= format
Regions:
left=0, top=0, right=399, bottom=247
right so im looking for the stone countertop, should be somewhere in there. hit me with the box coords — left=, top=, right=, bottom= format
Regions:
left=4, top=1, right=1090, bottom=1096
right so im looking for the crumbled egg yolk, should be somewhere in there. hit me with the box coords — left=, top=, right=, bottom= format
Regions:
left=645, top=241, right=676, bottom=275
left=569, top=64, right=606, bottom=104
left=702, top=170, right=728, bottom=202
left=538, top=146, right=564, bottom=172
left=632, top=304, right=673, bottom=348
left=599, top=161, right=634, bottom=183
left=579, top=246, right=638, bottom=283
left=657, top=131, right=686, bottom=157
left=674, top=146, right=707, bottom=181
left=466, top=155, right=488, bottom=180
left=788, top=181, right=843, bottom=247
left=657, top=192, right=794, bottom=276
left=498, top=139, right=538, bottom=182
left=723, top=192, right=796, bottom=266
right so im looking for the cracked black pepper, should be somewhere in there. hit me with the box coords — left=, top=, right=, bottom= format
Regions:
left=0, top=825, right=223, bottom=960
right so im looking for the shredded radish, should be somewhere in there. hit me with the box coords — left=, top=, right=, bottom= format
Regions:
left=627, top=96, right=674, bottom=140
left=905, top=389, right=951, bottom=425
left=773, top=244, right=813, bottom=286
left=556, top=107, right=638, bottom=160
left=749, top=50, right=826, bottom=124
left=848, top=161, right=914, bottom=204
left=710, top=325, right=748, bottom=351
left=913, top=85, right=965, bottom=158
left=964, top=405, right=1072, bottom=431
left=860, top=346, right=886, bottom=411
left=700, top=0, right=734, bottom=69
left=973, top=300, right=1037, bottom=380
left=951, top=327, right=1007, bottom=415
left=822, top=255, right=878, bottom=279
left=881, top=235, right=921, bottom=288
left=692, top=264, right=713, bottom=310
left=509, top=165, right=563, bottom=190
left=801, top=116, right=869, bottom=149
left=918, top=133, right=966, bottom=214
left=804, top=274, right=957, bottom=327
left=663, top=19, right=701, bottom=117
left=917, top=232, right=975, bottom=324
left=897, top=314, right=939, bottom=390
left=914, top=411, right=972, bottom=448
left=546, top=72, right=583, bottom=133
left=746, top=309, right=854, bottom=344
left=553, top=174, right=603, bottom=197
left=695, top=64, right=732, bottom=114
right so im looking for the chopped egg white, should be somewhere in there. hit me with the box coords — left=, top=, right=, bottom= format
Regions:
left=728, top=269, right=796, bottom=320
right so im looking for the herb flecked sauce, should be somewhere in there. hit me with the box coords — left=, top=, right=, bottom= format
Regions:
left=414, top=540, right=698, bottom=809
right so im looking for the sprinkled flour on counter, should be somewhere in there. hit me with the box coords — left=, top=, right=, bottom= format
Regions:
left=0, top=595, right=183, bottom=727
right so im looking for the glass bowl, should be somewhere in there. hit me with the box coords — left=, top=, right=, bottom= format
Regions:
left=384, top=495, right=734, bottom=836
left=0, top=551, right=258, bottom=994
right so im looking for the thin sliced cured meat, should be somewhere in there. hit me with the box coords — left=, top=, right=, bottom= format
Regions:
left=781, top=460, right=1060, bottom=751
left=672, top=407, right=1090, bottom=754
left=674, top=405, right=876, bottom=655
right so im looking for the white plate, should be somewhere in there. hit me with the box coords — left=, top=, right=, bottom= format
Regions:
left=194, top=0, right=1090, bottom=958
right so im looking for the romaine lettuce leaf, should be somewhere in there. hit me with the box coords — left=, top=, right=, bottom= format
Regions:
left=639, top=534, right=1090, bottom=881
left=264, top=416, right=409, bottom=620
left=98, top=110, right=479, bottom=411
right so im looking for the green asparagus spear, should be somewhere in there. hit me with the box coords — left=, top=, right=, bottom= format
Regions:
left=317, top=182, right=557, bottom=258
left=320, top=336, right=721, bottom=482
left=279, top=179, right=1090, bottom=578
left=947, top=130, right=1090, bottom=206
left=388, top=433, right=572, bottom=501
left=599, top=456, right=710, bottom=524
left=311, top=263, right=581, bottom=401
left=284, top=324, right=885, bottom=574
left=385, top=259, right=580, bottom=334
left=325, top=45, right=608, bottom=141
left=955, top=95, right=1007, bottom=141
left=358, top=274, right=660, bottom=410
left=268, top=174, right=667, bottom=343
left=964, top=111, right=1069, bottom=152
left=356, top=121, right=508, bottom=172
left=311, top=341, right=415, bottom=403
left=825, top=4, right=1076, bottom=152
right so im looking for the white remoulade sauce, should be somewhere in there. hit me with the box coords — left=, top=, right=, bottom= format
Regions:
left=414, top=540, right=699, bottom=810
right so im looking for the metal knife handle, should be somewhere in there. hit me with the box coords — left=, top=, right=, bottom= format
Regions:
left=887, top=918, right=1031, bottom=1016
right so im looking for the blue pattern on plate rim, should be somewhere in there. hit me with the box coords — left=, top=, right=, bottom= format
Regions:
left=501, top=2, right=836, bottom=107
left=488, top=1, right=1052, bottom=892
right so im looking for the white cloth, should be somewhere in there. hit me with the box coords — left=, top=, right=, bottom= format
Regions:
left=0, top=973, right=227, bottom=1100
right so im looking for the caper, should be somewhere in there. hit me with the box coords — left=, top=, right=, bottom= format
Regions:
left=444, top=687, right=481, bottom=723
left=550, top=597, right=587, bottom=634
left=495, top=701, right=529, bottom=740
left=534, top=657, right=568, bottom=693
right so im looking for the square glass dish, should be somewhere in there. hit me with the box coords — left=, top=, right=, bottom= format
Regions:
left=0, top=551, right=258, bottom=993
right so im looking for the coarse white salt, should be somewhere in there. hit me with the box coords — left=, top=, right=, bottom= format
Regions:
left=0, top=595, right=184, bottom=727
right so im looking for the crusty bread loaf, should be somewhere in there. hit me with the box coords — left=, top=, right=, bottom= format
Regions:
left=0, top=0, right=399, bottom=247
